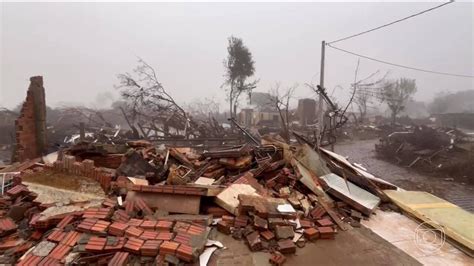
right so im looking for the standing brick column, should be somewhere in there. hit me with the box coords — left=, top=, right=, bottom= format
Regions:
left=13, top=76, right=47, bottom=162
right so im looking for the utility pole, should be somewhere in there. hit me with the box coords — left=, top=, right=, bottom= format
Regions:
left=317, top=40, right=326, bottom=150
left=320, top=41, right=325, bottom=91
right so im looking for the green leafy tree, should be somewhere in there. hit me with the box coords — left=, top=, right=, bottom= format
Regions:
left=223, top=36, right=257, bottom=120
left=380, top=78, right=417, bottom=124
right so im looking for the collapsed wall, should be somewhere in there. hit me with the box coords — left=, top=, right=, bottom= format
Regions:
left=13, top=76, right=47, bottom=162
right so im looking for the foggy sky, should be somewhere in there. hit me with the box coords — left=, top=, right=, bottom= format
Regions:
left=1, top=2, right=473, bottom=111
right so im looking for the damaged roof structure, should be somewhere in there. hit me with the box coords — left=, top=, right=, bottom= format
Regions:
left=0, top=77, right=472, bottom=265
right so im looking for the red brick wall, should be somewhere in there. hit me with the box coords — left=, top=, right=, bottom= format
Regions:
left=49, top=156, right=113, bottom=192
left=13, top=76, right=47, bottom=162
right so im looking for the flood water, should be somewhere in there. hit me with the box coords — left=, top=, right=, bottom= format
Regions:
left=335, top=139, right=474, bottom=212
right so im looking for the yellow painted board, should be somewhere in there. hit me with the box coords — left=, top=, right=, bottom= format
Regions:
left=384, top=190, right=474, bottom=253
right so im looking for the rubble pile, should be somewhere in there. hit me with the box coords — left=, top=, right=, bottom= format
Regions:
left=0, top=135, right=395, bottom=265
left=375, top=125, right=473, bottom=180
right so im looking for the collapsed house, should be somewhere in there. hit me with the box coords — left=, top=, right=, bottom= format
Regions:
left=0, top=77, right=472, bottom=265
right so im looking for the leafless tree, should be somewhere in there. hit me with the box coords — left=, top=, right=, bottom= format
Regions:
left=116, top=58, right=190, bottom=139
left=268, top=83, right=297, bottom=142
left=185, top=97, right=221, bottom=121
left=351, top=70, right=388, bottom=123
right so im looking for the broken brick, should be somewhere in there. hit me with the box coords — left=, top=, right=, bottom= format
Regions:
left=217, top=220, right=231, bottom=235
left=246, top=231, right=262, bottom=251
left=303, top=228, right=319, bottom=241
left=260, top=230, right=275, bottom=241
left=318, top=227, right=335, bottom=239
left=269, top=251, right=286, bottom=265
left=277, top=239, right=296, bottom=254
left=253, top=215, right=268, bottom=231
left=316, top=218, right=334, bottom=227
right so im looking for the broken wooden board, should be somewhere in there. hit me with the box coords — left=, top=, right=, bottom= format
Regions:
left=320, top=173, right=380, bottom=216
left=385, top=190, right=474, bottom=256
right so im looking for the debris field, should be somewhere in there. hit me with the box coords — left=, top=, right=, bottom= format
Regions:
left=0, top=135, right=396, bottom=265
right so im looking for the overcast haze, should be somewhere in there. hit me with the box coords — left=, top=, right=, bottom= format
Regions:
left=1, top=2, right=473, bottom=110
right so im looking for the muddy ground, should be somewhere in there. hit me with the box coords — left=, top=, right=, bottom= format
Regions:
left=334, top=139, right=474, bottom=212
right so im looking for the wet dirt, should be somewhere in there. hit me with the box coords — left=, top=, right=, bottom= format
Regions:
left=335, top=139, right=474, bottom=212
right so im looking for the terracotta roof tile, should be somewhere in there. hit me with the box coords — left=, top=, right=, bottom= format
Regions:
left=85, top=236, right=107, bottom=252
left=48, top=244, right=71, bottom=260
left=60, top=231, right=81, bottom=247
left=17, top=254, right=43, bottom=266
left=140, top=220, right=157, bottom=230
left=123, top=237, right=144, bottom=254
left=6, top=184, right=29, bottom=197
left=187, top=224, right=206, bottom=236
left=56, top=215, right=75, bottom=229
left=39, top=256, right=61, bottom=266
left=108, top=252, right=129, bottom=266
left=112, top=210, right=130, bottom=223
left=139, top=231, right=159, bottom=241
left=173, top=221, right=190, bottom=233
left=0, top=217, right=17, bottom=232
left=159, top=241, right=180, bottom=256
left=104, top=237, right=126, bottom=251
left=173, top=232, right=192, bottom=245
left=176, top=244, right=194, bottom=262
left=46, top=229, right=65, bottom=243
left=77, top=218, right=98, bottom=233
left=109, top=222, right=129, bottom=236
left=125, top=226, right=143, bottom=238
left=83, top=208, right=112, bottom=220
left=127, top=218, right=143, bottom=227
left=29, top=230, right=43, bottom=241
left=156, top=232, right=174, bottom=241
left=140, top=240, right=162, bottom=257
left=90, top=220, right=110, bottom=234
left=156, top=221, right=173, bottom=231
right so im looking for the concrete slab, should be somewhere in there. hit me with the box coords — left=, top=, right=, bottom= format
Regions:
left=363, top=209, right=473, bottom=265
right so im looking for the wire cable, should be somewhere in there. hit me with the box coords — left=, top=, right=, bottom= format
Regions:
left=327, top=44, right=474, bottom=78
left=328, top=1, right=454, bottom=45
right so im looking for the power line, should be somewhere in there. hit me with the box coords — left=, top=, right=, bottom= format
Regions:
left=328, top=1, right=454, bottom=45
left=327, top=43, right=474, bottom=78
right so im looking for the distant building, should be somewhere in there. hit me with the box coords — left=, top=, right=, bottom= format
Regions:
left=254, top=111, right=280, bottom=127
left=297, top=98, right=317, bottom=126
left=238, top=92, right=280, bottom=127
left=239, top=108, right=254, bottom=127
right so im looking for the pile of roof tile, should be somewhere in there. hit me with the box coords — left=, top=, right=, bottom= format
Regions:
left=0, top=182, right=210, bottom=265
